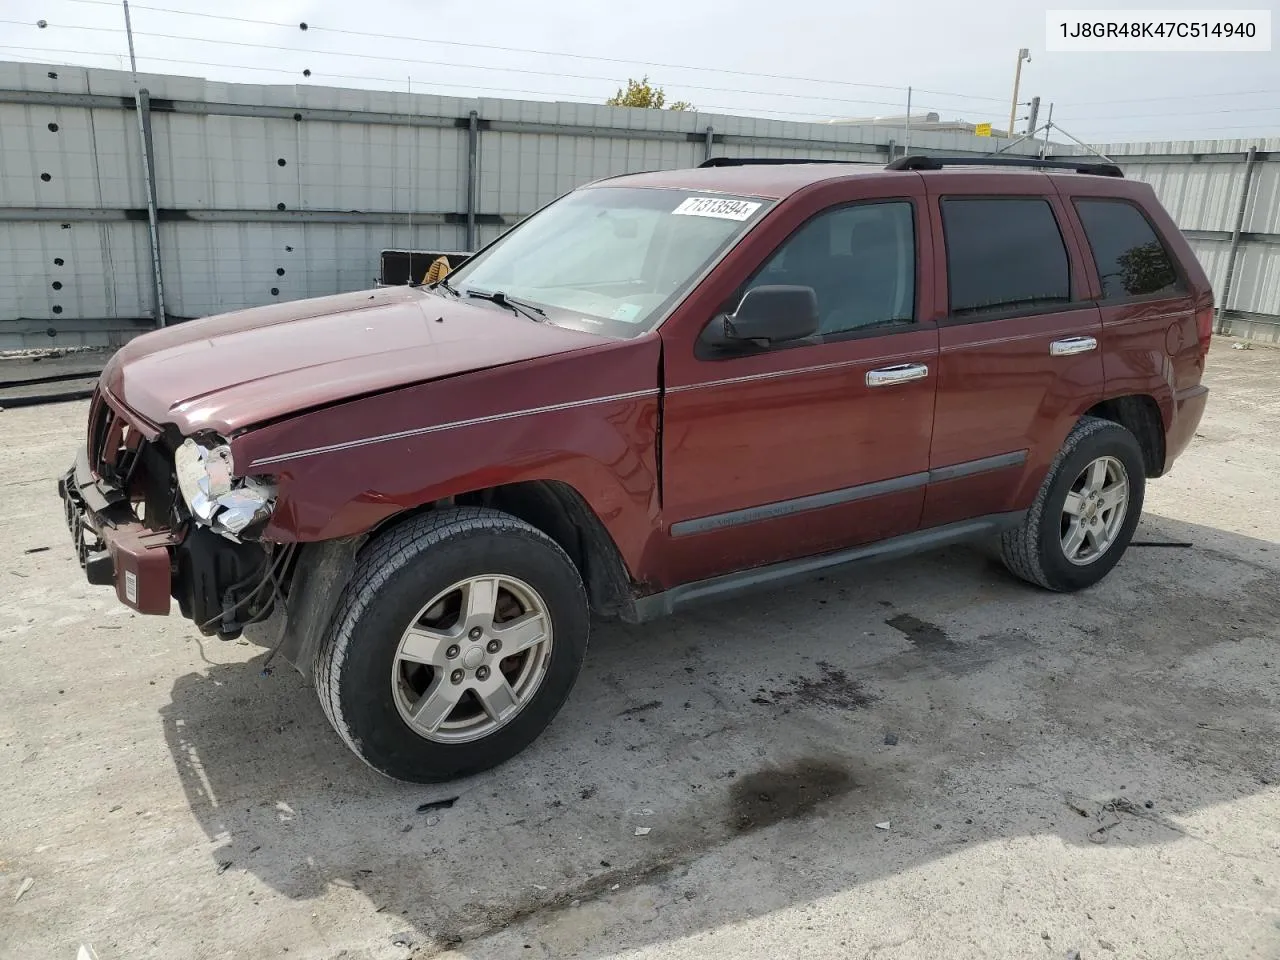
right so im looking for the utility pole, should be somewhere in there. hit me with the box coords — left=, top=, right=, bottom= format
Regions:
left=1026, top=96, right=1040, bottom=137
left=903, top=86, right=913, bottom=156
left=1008, top=48, right=1030, bottom=138
left=122, top=0, right=167, bottom=326
left=1039, top=102, right=1054, bottom=158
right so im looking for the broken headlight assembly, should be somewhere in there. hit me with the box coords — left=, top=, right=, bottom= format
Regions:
left=174, top=437, right=277, bottom=539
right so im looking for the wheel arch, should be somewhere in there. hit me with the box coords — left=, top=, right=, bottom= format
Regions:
left=1083, top=394, right=1167, bottom=477
left=265, top=481, right=637, bottom=679
left=364, top=479, right=637, bottom=619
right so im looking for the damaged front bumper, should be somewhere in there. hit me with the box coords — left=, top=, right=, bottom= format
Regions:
left=59, top=445, right=276, bottom=636
left=58, top=447, right=177, bottom=614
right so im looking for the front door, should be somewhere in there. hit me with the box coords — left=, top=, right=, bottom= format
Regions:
left=659, top=184, right=939, bottom=587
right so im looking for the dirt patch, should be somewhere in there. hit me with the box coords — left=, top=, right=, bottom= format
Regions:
left=770, top=661, right=877, bottom=709
left=727, top=759, right=855, bottom=834
left=886, top=613, right=955, bottom=651
left=617, top=700, right=662, bottom=717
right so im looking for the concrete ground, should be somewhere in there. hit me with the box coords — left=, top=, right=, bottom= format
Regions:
left=2, top=340, right=1278, bottom=960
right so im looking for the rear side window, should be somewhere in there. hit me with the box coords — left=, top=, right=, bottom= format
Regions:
left=1075, top=199, right=1181, bottom=300
left=941, top=198, right=1071, bottom=316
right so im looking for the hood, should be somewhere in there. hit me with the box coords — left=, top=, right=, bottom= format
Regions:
left=102, top=287, right=604, bottom=435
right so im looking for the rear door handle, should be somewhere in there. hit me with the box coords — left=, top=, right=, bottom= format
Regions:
left=1050, top=336, right=1098, bottom=357
left=866, top=363, right=929, bottom=387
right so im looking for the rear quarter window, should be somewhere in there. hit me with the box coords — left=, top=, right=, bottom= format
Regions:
left=1074, top=199, right=1182, bottom=300
left=940, top=197, right=1072, bottom=317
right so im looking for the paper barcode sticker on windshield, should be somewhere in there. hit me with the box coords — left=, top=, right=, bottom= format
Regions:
left=672, top=197, right=762, bottom=221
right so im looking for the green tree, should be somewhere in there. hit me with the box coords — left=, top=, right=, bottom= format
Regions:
left=1115, top=241, right=1176, bottom=296
left=605, top=76, right=693, bottom=111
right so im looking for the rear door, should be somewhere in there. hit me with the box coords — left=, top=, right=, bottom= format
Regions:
left=922, top=174, right=1106, bottom=528
left=1054, top=180, right=1208, bottom=466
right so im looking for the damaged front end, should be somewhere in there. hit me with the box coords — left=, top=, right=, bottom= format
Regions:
left=59, top=388, right=293, bottom=641
left=170, top=436, right=289, bottom=640
left=174, top=438, right=276, bottom=539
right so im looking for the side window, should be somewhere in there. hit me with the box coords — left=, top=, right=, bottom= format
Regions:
left=741, top=201, right=916, bottom=337
left=941, top=198, right=1071, bottom=316
left=1075, top=199, right=1181, bottom=300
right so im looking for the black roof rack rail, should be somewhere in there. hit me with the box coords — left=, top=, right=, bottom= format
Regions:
left=699, top=157, right=870, bottom=168
left=885, top=154, right=1124, bottom=178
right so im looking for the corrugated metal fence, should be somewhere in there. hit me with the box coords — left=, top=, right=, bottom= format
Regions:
left=0, top=61, right=1044, bottom=349
left=2, top=60, right=1278, bottom=348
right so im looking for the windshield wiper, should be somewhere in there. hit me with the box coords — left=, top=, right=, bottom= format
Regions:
left=431, top=275, right=460, bottom=298
left=464, top=288, right=547, bottom=322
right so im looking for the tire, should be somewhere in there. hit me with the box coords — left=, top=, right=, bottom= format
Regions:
left=1000, top=416, right=1146, bottom=592
left=314, top=507, right=589, bottom=783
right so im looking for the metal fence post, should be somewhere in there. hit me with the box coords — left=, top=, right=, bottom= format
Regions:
left=466, top=110, right=479, bottom=252
left=703, top=125, right=714, bottom=163
left=134, top=88, right=166, bottom=326
left=1216, top=145, right=1258, bottom=333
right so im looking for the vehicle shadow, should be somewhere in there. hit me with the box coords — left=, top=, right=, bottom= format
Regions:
left=159, top=511, right=1280, bottom=956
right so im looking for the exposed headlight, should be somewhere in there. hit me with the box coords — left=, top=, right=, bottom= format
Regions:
left=174, top=438, right=276, bottom=538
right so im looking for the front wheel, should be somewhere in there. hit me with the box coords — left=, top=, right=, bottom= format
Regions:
left=1001, top=416, right=1146, bottom=592
left=314, top=507, right=589, bottom=782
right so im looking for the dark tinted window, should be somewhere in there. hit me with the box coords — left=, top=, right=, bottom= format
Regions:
left=941, top=198, right=1071, bottom=315
left=744, top=201, right=916, bottom=336
left=1076, top=199, right=1180, bottom=299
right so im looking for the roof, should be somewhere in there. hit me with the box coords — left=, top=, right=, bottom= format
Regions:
left=589, top=160, right=1127, bottom=200
left=587, top=164, right=891, bottom=200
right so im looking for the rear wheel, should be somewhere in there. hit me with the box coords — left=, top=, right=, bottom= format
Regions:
left=1001, top=417, right=1146, bottom=592
left=314, top=507, right=589, bottom=782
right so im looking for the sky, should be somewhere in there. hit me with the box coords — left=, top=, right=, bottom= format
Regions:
left=0, top=0, right=1277, bottom=143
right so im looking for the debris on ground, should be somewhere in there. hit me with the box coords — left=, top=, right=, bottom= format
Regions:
left=634, top=826, right=651, bottom=836
left=1103, top=797, right=1144, bottom=816
left=610, top=883, right=620, bottom=891
left=77, top=946, right=100, bottom=960
left=14, top=877, right=33, bottom=902
left=1089, top=821, right=1121, bottom=844
left=1065, top=949, right=1082, bottom=960
left=416, top=796, right=459, bottom=813
left=1233, top=341, right=1252, bottom=350
left=1065, top=798, right=1091, bottom=818
left=22, top=546, right=50, bottom=554
left=216, top=860, right=233, bottom=875
left=883, top=731, right=899, bottom=746
left=875, top=821, right=891, bottom=831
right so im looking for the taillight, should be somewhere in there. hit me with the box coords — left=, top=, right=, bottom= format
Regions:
left=1196, top=305, right=1213, bottom=357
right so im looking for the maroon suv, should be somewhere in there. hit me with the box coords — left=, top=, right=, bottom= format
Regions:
left=59, top=155, right=1212, bottom=782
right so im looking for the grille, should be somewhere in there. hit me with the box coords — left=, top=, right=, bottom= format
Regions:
left=86, top=387, right=146, bottom=487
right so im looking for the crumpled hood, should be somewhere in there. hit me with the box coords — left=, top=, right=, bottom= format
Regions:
left=102, top=287, right=603, bottom=435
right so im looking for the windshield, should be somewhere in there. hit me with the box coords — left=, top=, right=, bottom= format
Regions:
left=442, top=186, right=771, bottom=337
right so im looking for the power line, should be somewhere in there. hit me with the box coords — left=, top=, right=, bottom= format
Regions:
left=1062, top=88, right=1280, bottom=108
left=4, top=18, right=918, bottom=112
left=0, top=45, right=921, bottom=121
left=1055, top=104, right=1280, bottom=124
left=50, top=0, right=1009, bottom=105
left=1087, top=122, right=1280, bottom=138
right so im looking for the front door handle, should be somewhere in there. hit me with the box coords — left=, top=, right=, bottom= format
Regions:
left=866, top=363, right=929, bottom=387
left=1050, top=336, right=1098, bottom=356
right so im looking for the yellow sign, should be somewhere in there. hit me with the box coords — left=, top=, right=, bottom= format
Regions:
left=974, top=122, right=993, bottom=138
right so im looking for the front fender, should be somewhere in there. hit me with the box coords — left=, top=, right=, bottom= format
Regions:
left=230, top=335, right=663, bottom=576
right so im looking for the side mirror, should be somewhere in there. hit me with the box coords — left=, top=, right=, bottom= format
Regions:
left=723, top=285, right=819, bottom=344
